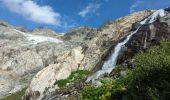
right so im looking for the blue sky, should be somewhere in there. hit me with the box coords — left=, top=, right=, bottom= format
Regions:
left=0, top=0, right=170, bottom=33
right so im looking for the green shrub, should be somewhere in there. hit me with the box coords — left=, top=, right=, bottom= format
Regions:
left=111, top=76, right=129, bottom=100
left=80, top=79, right=113, bottom=100
left=55, top=70, right=90, bottom=88
left=126, top=39, right=170, bottom=100
left=80, top=75, right=129, bottom=100
left=2, top=88, right=27, bottom=100
left=116, top=18, right=124, bottom=23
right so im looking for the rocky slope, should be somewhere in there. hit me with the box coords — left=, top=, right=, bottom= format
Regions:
left=41, top=8, right=170, bottom=100
left=0, top=21, right=66, bottom=98
left=0, top=7, right=170, bottom=100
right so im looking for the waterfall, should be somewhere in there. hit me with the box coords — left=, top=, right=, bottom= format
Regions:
left=86, top=9, right=166, bottom=82
left=143, top=32, right=148, bottom=49
left=140, top=9, right=165, bottom=24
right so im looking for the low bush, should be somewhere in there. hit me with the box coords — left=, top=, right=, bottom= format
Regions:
left=2, top=88, right=27, bottom=100
left=55, top=70, right=90, bottom=88
left=80, top=75, right=129, bottom=100
left=126, top=39, right=170, bottom=100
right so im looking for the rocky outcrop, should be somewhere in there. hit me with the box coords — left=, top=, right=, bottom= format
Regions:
left=118, top=10, right=170, bottom=64
left=0, top=24, right=64, bottom=98
left=23, top=47, right=84, bottom=100
left=79, top=10, right=154, bottom=71
left=31, top=27, right=64, bottom=39
left=64, top=27, right=97, bottom=42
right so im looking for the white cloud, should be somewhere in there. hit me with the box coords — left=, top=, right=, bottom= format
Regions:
left=1, top=0, right=61, bottom=26
left=129, top=1, right=144, bottom=13
left=78, top=3, right=101, bottom=17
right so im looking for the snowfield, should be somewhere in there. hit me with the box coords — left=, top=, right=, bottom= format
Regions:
left=26, top=35, right=63, bottom=44
left=14, top=29, right=63, bottom=44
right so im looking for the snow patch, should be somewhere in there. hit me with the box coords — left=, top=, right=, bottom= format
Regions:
left=14, top=29, right=63, bottom=44
left=27, top=35, right=62, bottom=44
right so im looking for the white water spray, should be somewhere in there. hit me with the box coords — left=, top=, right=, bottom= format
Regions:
left=86, top=9, right=166, bottom=82
left=140, top=9, right=165, bottom=24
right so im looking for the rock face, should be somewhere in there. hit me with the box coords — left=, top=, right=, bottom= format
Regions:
left=0, top=23, right=64, bottom=98
left=79, top=10, right=154, bottom=71
left=24, top=47, right=84, bottom=100
left=31, top=27, right=64, bottom=39
left=119, top=10, right=170, bottom=63
left=63, top=27, right=97, bottom=44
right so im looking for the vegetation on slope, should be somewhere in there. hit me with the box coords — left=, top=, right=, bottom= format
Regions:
left=1, top=88, right=27, bottom=100
left=126, top=39, right=170, bottom=100
left=80, top=76, right=129, bottom=100
left=55, top=70, right=91, bottom=88
left=80, top=39, right=170, bottom=100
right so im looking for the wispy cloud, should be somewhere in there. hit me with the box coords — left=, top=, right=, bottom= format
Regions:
left=129, top=1, right=144, bottom=13
left=1, top=0, right=61, bottom=26
left=59, top=16, right=78, bottom=32
left=78, top=3, right=101, bottom=17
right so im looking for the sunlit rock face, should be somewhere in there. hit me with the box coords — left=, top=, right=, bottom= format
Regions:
left=78, top=10, right=154, bottom=71
left=24, top=47, right=84, bottom=100
left=0, top=23, right=64, bottom=98
left=120, top=9, right=170, bottom=63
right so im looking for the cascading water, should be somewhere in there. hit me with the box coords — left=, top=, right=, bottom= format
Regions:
left=140, top=9, right=165, bottom=24
left=86, top=9, right=166, bottom=82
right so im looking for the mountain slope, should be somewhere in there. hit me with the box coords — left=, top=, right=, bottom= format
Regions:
left=40, top=8, right=170, bottom=100
left=80, top=39, right=170, bottom=100
left=0, top=7, right=170, bottom=100
left=0, top=22, right=65, bottom=99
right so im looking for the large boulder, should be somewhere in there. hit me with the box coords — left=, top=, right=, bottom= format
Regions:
left=24, top=47, right=84, bottom=100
